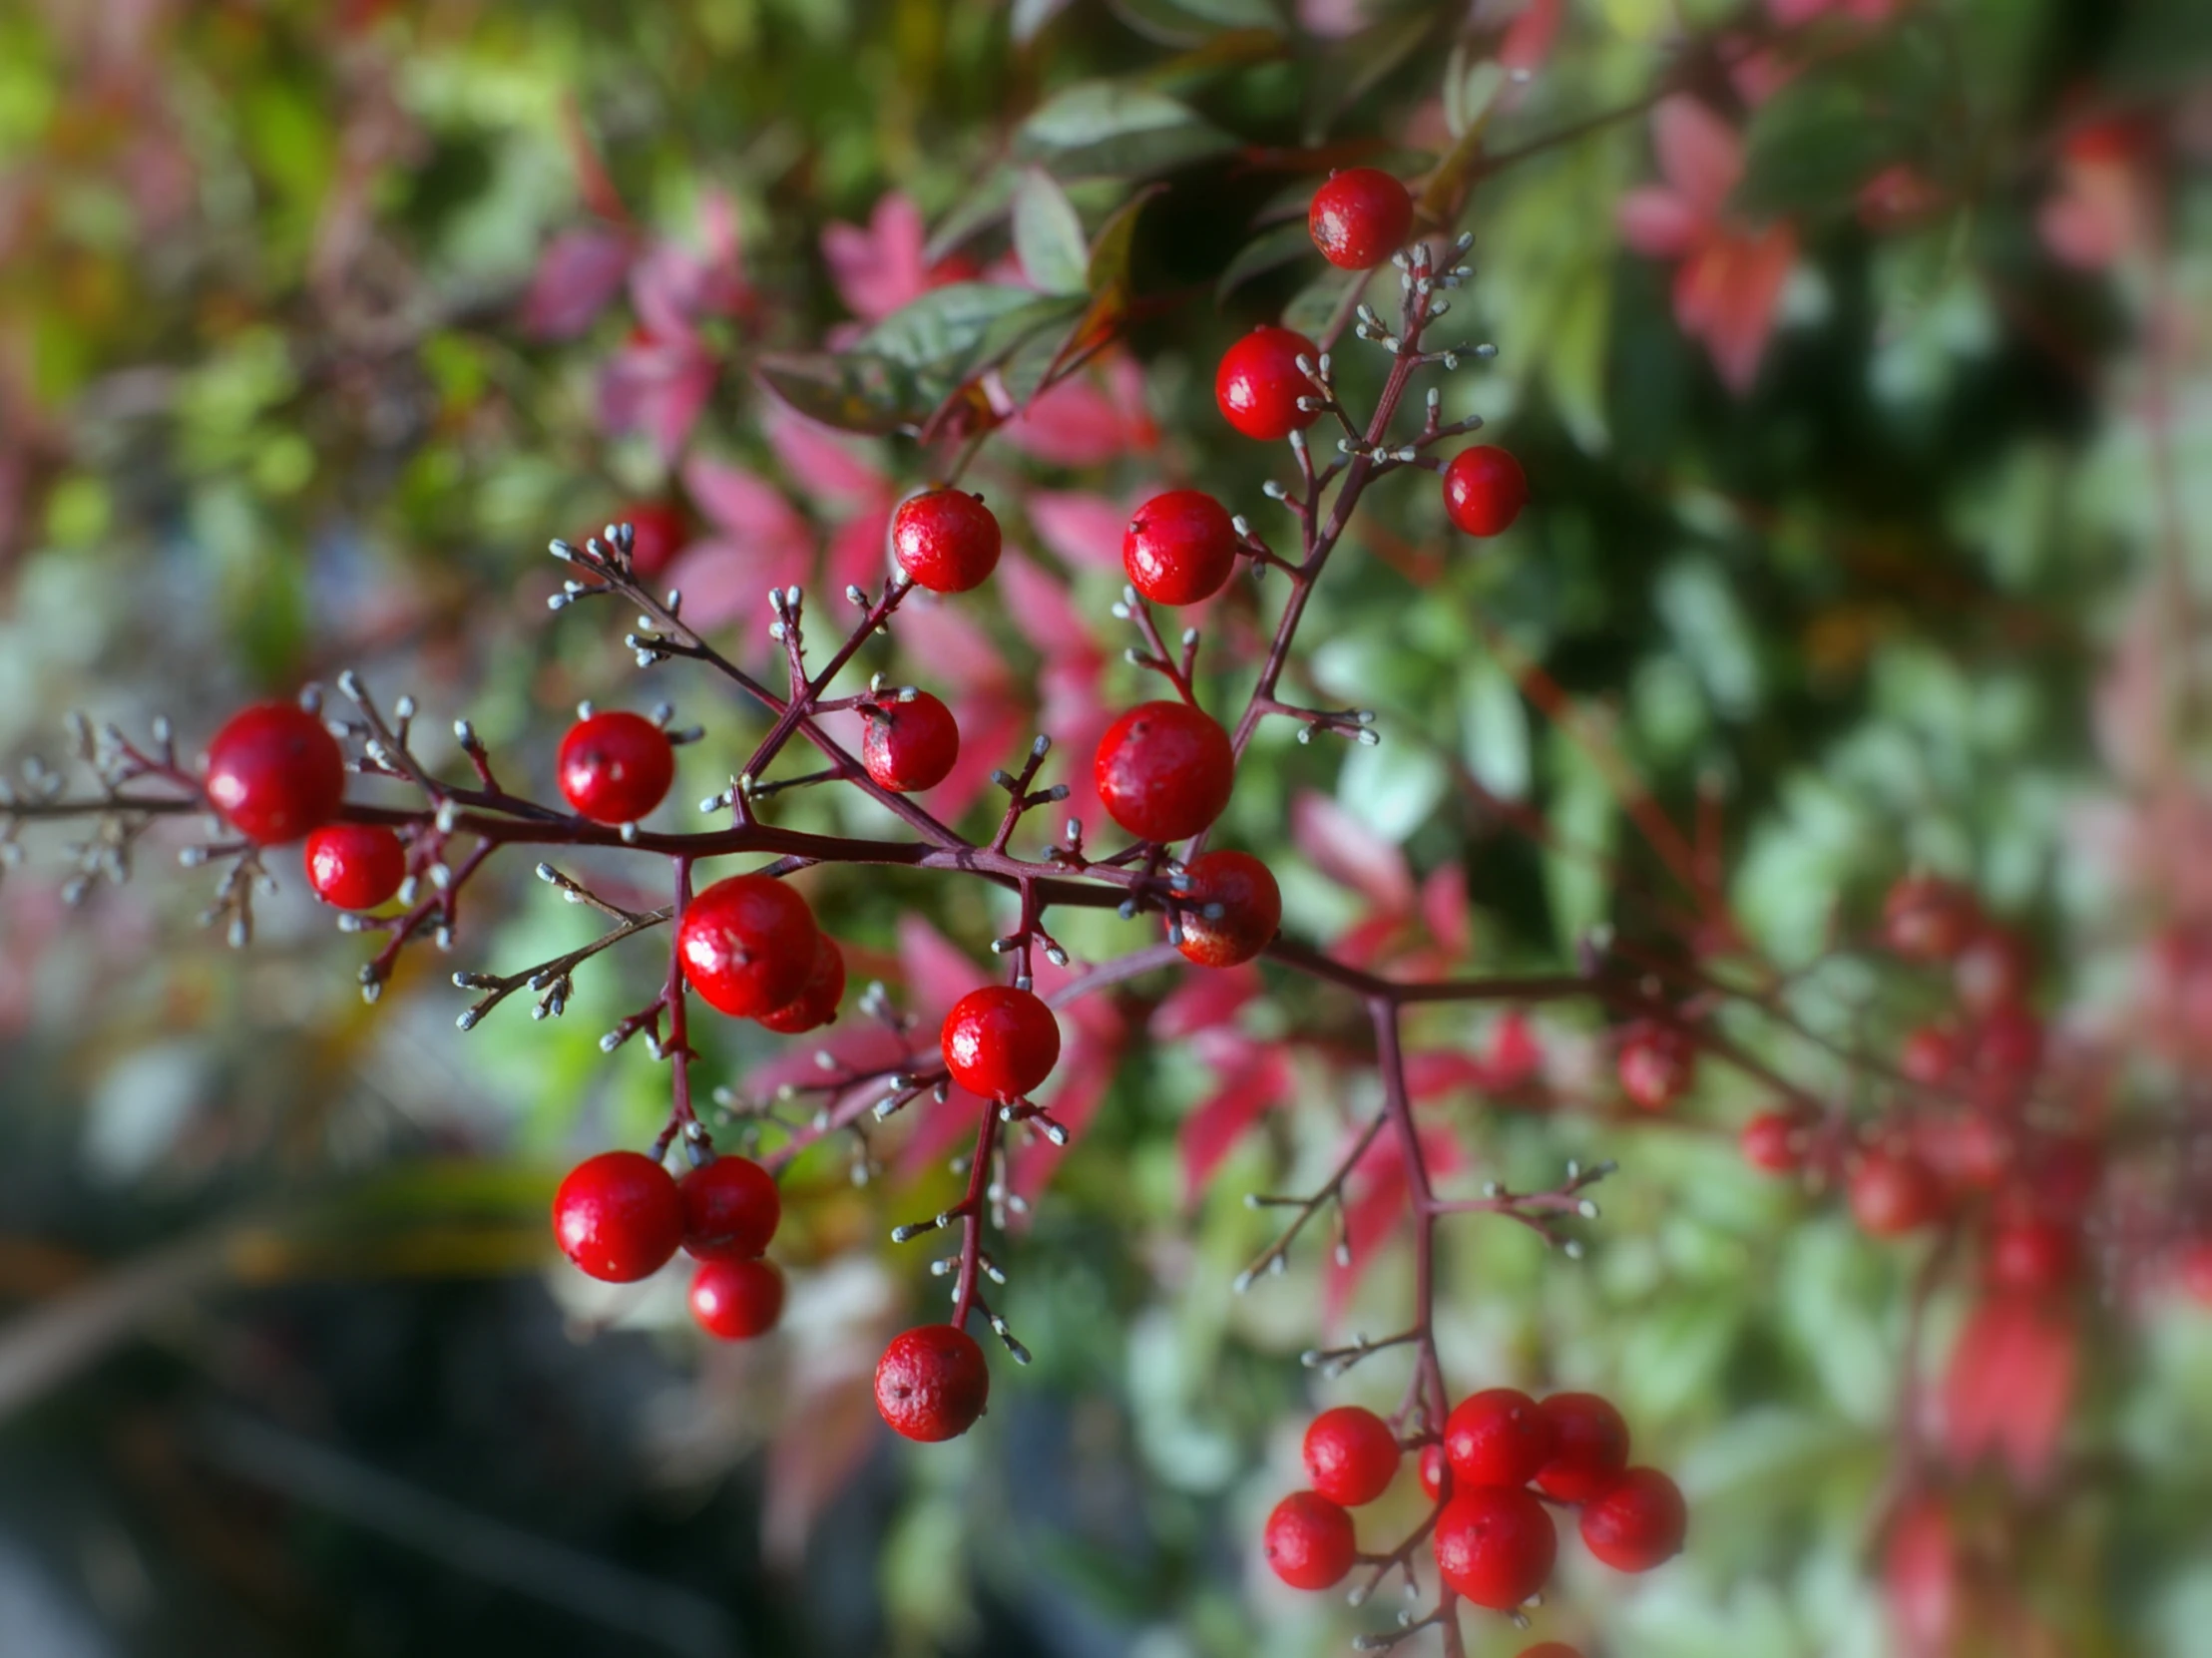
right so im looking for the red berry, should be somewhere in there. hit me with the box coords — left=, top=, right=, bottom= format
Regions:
left=678, top=1154, right=781, bottom=1260
left=1739, top=1110, right=1805, bottom=1175
left=2176, top=1239, right=2212, bottom=1305
left=1900, top=1024, right=1959, bottom=1086
left=941, top=985, right=1061, bottom=1100
left=1444, top=1388, right=1556, bottom=1489
left=1175, top=850, right=1282, bottom=968
left=558, top=710, right=674, bottom=825
left=677, top=874, right=819, bottom=1019
left=860, top=691, right=961, bottom=793
left=619, top=501, right=686, bottom=578
left=1442, top=446, right=1528, bottom=538
left=1988, top=1217, right=2077, bottom=1294
left=1882, top=874, right=1981, bottom=961
left=892, top=489, right=1001, bottom=593
left=1849, top=1148, right=1945, bottom=1237
left=1215, top=325, right=1321, bottom=442
left=1617, top=1021, right=1696, bottom=1111
left=204, top=700, right=346, bottom=845
left=552, top=1150, right=684, bottom=1282
left=1123, top=489, right=1238, bottom=606
left=1918, top=1113, right=2011, bottom=1194
left=755, top=935, right=846, bottom=1035
left=1579, top=1467, right=1687, bottom=1573
left=1308, top=168, right=1415, bottom=270
left=1094, top=700, right=1235, bottom=844
left=1418, top=1442, right=1449, bottom=1501
left=1970, top=1004, right=2043, bottom=1082
left=1532, top=1394, right=1630, bottom=1504
left=1432, top=1484, right=1556, bottom=1611
left=688, top=1257, right=785, bottom=1340
left=1303, top=1406, right=1401, bottom=1507
left=1955, top=926, right=2035, bottom=1015
left=302, top=823, right=406, bottom=911
left=874, top=1324, right=990, bottom=1442
left=1264, top=1490, right=1357, bottom=1590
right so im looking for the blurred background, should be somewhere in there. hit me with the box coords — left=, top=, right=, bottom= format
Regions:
left=1, top=0, right=2209, bottom=1654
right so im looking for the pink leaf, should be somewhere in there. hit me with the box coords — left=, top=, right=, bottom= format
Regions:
left=1616, top=188, right=1706, bottom=258
left=1291, top=792, right=1415, bottom=914
left=1499, top=0, right=1564, bottom=73
left=1650, top=97, right=1745, bottom=218
left=1483, top=1012, right=1545, bottom=1093
left=1150, top=964, right=1262, bottom=1040
left=1027, top=491, right=1130, bottom=572
left=1420, top=863, right=1472, bottom=959
left=998, top=551, right=1101, bottom=660
left=999, top=374, right=1140, bottom=469
left=520, top=228, right=634, bottom=339
left=895, top=916, right=990, bottom=1023
left=682, top=454, right=804, bottom=543
left=892, top=599, right=1017, bottom=696
left=764, top=402, right=888, bottom=504
left=1178, top=1044, right=1293, bottom=1203
left=1884, top=1497, right=1959, bottom=1658
left=597, top=341, right=717, bottom=460
left=826, top=508, right=892, bottom=598
left=929, top=692, right=1032, bottom=822
left=822, top=193, right=931, bottom=323
left=1674, top=223, right=1796, bottom=395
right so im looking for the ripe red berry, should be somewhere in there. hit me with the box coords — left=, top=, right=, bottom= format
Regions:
left=205, top=700, right=346, bottom=845
left=1579, top=1467, right=1688, bottom=1573
left=1532, top=1393, right=1630, bottom=1503
left=1123, top=489, right=1238, bottom=606
left=941, top=985, right=1061, bottom=1100
left=1175, top=849, right=1282, bottom=969
left=1617, top=1021, right=1696, bottom=1111
left=1215, top=325, right=1321, bottom=442
left=552, top=1150, right=684, bottom=1283
left=891, top=489, right=1001, bottom=593
left=558, top=709, right=674, bottom=825
left=860, top=691, right=961, bottom=793
left=303, top=823, right=406, bottom=911
left=1882, top=874, right=1980, bottom=961
left=1308, top=168, right=1415, bottom=269
left=1444, top=1388, right=1556, bottom=1490
left=755, top=935, right=846, bottom=1035
left=677, top=874, right=819, bottom=1019
left=1900, top=1024, right=1960, bottom=1086
left=874, top=1324, right=990, bottom=1442
left=1739, top=1110, right=1806, bottom=1175
left=1988, top=1216, right=2078, bottom=1294
left=1418, top=1442, right=1449, bottom=1501
left=1849, top=1148, right=1945, bottom=1238
left=1432, top=1484, right=1556, bottom=1611
left=619, top=501, right=686, bottom=577
left=688, top=1257, right=785, bottom=1340
left=1263, top=1491, right=1358, bottom=1590
left=1303, top=1406, right=1401, bottom=1507
left=1442, top=446, right=1528, bottom=538
left=1094, top=700, right=1235, bottom=844
left=678, top=1153, right=781, bottom=1261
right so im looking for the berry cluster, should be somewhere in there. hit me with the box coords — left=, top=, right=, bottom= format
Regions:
left=1265, top=1390, right=1684, bottom=1633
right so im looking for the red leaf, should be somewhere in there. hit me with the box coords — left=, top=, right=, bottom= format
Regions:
left=520, top=228, right=633, bottom=339
left=1884, top=1495, right=1959, bottom=1658
left=1291, top=792, right=1415, bottom=914
left=1941, top=1293, right=2077, bottom=1488
left=1420, top=863, right=1472, bottom=959
left=895, top=916, right=990, bottom=1023
left=1177, top=1042, right=1293, bottom=1203
left=997, top=551, right=1101, bottom=662
left=1027, top=490, right=1128, bottom=573
left=1150, top=964, right=1261, bottom=1041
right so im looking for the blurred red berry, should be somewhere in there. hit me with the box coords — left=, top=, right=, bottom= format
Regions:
left=1264, top=1490, right=1358, bottom=1590
left=1095, top=700, right=1235, bottom=844
left=1618, top=1021, right=1697, bottom=1111
left=1175, top=850, right=1282, bottom=968
left=1308, top=168, right=1414, bottom=269
left=1433, top=1484, right=1556, bottom=1610
left=618, top=501, right=686, bottom=577
left=1850, top=1148, right=1945, bottom=1237
left=1123, top=489, right=1238, bottom=606
left=1900, top=1024, right=1960, bottom=1086
left=1988, top=1217, right=2078, bottom=1294
left=860, top=691, right=961, bottom=793
left=1444, top=1388, right=1556, bottom=1490
left=1215, top=326, right=1321, bottom=441
left=688, top=1257, right=784, bottom=1340
left=892, top=489, right=1001, bottom=593
left=558, top=709, right=674, bottom=825
left=1882, top=875, right=1980, bottom=961
left=875, top=1325, right=990, bottom=1442
left=1955, top=926, right=2035, bottom=1015
left=1532, top=1393, right=1630, bottom=1503
left=1442, top=446, right=1528, bottom=538
left=553, top=1150, right=684, bottom=1283
left=1579, top=1467, right=1688, bottom=1572
left=678, top=1154, right=781, bottom=1260
left=941, top=985, right=1061, bottom=1099
left=303, top=823, right=406, bottom=911
left=1739, top=1110, right=1806, bottom=1175
left=205, top=701, right=346, bottom=845
left=677, top=874, right=820, bottom=1019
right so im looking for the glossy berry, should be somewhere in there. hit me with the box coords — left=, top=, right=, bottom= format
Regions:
left=619, top=501, right=686, bottom=578
left=1418, top=1442, right=1449, bottom=1501
left=874, top=1324, right=990, bottom=1442
left=1989, top=1217, right=2078, bottom=1294
left=1308, top=168, right=1415, bottom=269
left=1444, top=1388, right=1556, bottom=1490
left=1617, top=1021, right=1696, bottom=1111
left=558, top=710, right=674, bottom=825
left=204, top=700, right=346, bottom=845
left=1432, top=1484, right=1556, bottom=1611
left=1882, top=874, right=1979, bottom=962
left=1738, top=1110, right=1806, bottom=1175
left=861, top=692, right=961, bottom=793
left=1532, top=1393, right=1630, bottom=1503
left=1175, top=850, right=1282, bottom=968
left=303, top=823, right=406, bottom=911
left=1849, top=1148, right=1945, bottom=1237
left=1579, top=1467, right=1688, bottom=1573
left=1442, top=446, right=1529, bottom=538
left=1303, top=1406, right=1401, bottom=1507
left=941, top=985, right=1061, bottom=1099
left=678, top=1154, right=781, bottom=1261
left=1215, top=325, right=1321, bottom=442
left=552, top=1150, right=684, bottom=1283
left=1263, top=1491, right=1357, bottom=1591
left=1123, top=489, right=1237, bottom=606
left=688, top=1257, right=784, bottom=1340
left=677, top=874, right=819, bottom=1019
left=891, top=489, right=1001, bottom=593
left=755, top=935, right=846, bottom=1035
left=1094, top=700, right=1235, bottom=844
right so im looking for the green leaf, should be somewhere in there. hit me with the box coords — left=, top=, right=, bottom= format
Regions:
left=1015, top=80, right=1236, bottom=181
left=754, top=351, right=929, bottom=435
left=1215, top=218, right=1315, bottom=301
left=1085, top=184, right=1160, bottom=294
left=1012, top=168, right=1089, bottom=296
left=1304, top=10, right=1441, bottom=143
left=859, top=281, right=1051, bottom=371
